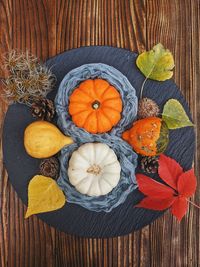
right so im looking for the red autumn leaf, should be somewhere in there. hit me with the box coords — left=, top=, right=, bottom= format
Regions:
left=158, top=154, right=183, bottom=190
left=177, top=169, right=197, bottom=197
left=136, top=196, right=176, bottom=210
left=171, top=197, right=188, bottom=221
left=136, top=174, right=175, bottom=198
left=136, top=154, right=197, bottom=221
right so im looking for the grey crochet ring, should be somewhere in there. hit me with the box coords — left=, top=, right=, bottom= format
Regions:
left=2, top=46, right=195, bottom=237
left=57, top=137, right=138, bottom=212
left=55, top=63, right=138, bottom=137
left=55, top=63, right=138, bottom=212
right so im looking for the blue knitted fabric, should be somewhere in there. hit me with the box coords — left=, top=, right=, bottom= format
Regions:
left=55, top=63, right=138, bottom=212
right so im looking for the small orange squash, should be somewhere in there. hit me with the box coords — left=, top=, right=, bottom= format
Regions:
left=122, top=117, right=169, bottom=156
left=68, top=79, right=123, bottom=133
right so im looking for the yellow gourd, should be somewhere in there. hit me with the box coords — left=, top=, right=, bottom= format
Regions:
left=24, top=121, right=73, bottom=158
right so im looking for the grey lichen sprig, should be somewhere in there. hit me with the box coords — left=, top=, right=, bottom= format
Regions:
left=1, top=50, right=56, bottom=106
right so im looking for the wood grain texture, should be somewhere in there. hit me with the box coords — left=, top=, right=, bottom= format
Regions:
left=0, top=0, right=199, bottom=266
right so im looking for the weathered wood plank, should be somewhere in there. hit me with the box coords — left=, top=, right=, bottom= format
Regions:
left=146, top=1, right=200, bottom=266
left=0, top=1, right=57, bottom=267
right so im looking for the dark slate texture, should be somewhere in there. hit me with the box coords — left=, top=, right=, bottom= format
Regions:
left=2, top=46, right=195, bottom=238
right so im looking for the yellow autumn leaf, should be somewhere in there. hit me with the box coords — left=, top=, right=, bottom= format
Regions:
left=25, top=175, right=66, bottom=218
left=136, top=43, right=174, bottom=81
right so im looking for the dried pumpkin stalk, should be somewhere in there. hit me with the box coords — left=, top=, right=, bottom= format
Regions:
left=1, top=50, right=56, bottom=106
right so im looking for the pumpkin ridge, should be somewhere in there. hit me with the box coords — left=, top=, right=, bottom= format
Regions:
left=77, top=110, right=93, bottom=127
left=101, top=175, right=115, bottom=188
left=96, top=111, right=100, bottom=133
left=97, top=109, right=114, bottom=132
left=102, top=96, right=122, bottom=102
left=95, top=83, right=111, bottom=98
left=97, top=178, right=102, bottom=195
left=100, top=109, right=113, bottom=127
left=78, top=87, right=95, bottom=100
left=69, top=100, right=91, bottom=105
left=99, top=178, right=113, bottom=192
left=83, top=111, right=98, bottom=133
left=104, top=160, right=118, bottom=167
left=93, top=110, right=98, bottom=134
left=69, top=105, right=91, bottom=116
left=101, top=105, right=122, bottom=113
left=100, top=86, right=110, bottom=99
left=103, top=171, right=120, bottom=175
left=77, top=150, right=92, bottom=164
left=101, top=86, right=121, bottom=99
left=102, top=98, right=122, bottom=111
left=95, top=179, right=102, bottom=196
left=96, top=147, right=110, bottom=165
left=69, top=167, right=89, bottom=173
left=75, top=175, right=91, bottom=187
left=72, top=111, right=92, bottom=128
left=86, top=175, right=95, bottom=195
left=70, top=108, right=93, bottom=117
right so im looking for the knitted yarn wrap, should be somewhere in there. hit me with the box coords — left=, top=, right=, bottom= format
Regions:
left=55, top=63, right=138, bottom=212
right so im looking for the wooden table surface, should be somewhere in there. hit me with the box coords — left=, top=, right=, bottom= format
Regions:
left=0, top=0, right=199, bottom=266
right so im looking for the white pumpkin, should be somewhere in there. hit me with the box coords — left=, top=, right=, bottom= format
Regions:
left=68, top=143, right=121, bottom=196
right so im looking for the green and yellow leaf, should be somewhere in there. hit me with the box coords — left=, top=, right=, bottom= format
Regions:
left=25, top=175, right=66, bottom=218
left=162, top=99, right=194, bottom=129
left=136, top=43, right=175, bottom=81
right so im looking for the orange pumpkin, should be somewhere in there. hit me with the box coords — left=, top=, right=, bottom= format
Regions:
left=122, top=117, right=169, bottom=156
left=68, top=79, right=123, bottom=133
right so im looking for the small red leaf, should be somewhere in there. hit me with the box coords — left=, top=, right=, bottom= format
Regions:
left=171, top=197, right=188, bottom=221
left=136, top=154, right=197, bottom=221
left=158, top=154, right=183, bottom=189
left=177, top=169, right=197, bottom=197
left=136, top=174, right=175, bottom=198
left=136, top=196, right=176, bottom=210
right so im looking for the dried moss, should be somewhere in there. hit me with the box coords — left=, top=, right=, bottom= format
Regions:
left=1, top=50, right=56, bottom=106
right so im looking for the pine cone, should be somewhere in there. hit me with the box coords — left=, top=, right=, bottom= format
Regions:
left=141, top=156, right=159, bottom=174
left=39, top=157, right=60, bottom=179
left=138, top=98, right=160, bottom=119
left=31, top=98, right=55, bottom=121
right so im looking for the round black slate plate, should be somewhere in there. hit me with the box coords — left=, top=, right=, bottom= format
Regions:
left=3, top=46, right=195, bottom=238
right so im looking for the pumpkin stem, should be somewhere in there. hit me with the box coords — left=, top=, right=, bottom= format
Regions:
left=92, top=100, right=100, bottom=110
left=87, top=164, right=101, bottom=175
